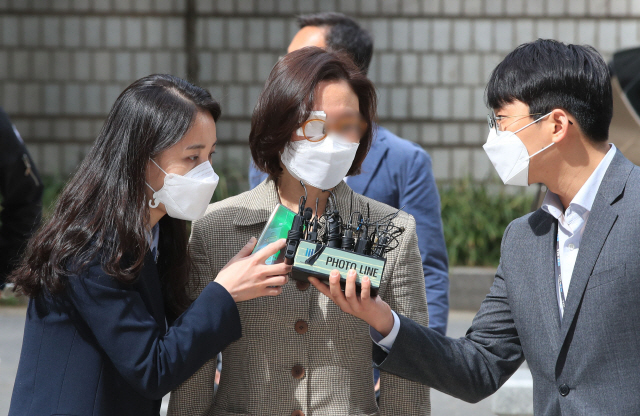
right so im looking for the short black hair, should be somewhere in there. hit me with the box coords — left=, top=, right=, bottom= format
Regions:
left=486, top=39, right=612, bottom=142
left=298, top=12, right=373, bottom=75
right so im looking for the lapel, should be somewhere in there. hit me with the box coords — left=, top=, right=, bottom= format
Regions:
left=557, top=150, right=633, bottom=347
left=347, top=126, right=389, bottom=195
left=530, top=210, right=562, bottom=354
left=233, top=179, right=281, bottom=226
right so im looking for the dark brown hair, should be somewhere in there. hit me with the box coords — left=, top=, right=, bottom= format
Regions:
left=249, top=46, right=377, bottom=181
left=10, top=74, right=220, bottom=321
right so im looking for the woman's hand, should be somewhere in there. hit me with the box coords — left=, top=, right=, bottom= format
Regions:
left=216, top=237, right=291, bottom=302
left=309, top=269, right=395, bottom=337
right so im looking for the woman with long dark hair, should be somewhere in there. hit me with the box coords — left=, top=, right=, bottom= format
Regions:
left=8, top=74, right=290, bottom=416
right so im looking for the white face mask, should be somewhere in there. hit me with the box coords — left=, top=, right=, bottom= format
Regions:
left=146, top=159, right=219, bottom=221
left=483, top=112, right=553, bottom=186
left=280, top=111, right=360, bottom=190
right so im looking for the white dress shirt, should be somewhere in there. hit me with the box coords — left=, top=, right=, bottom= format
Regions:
left=541, top=143, right=616, bottom=317
left=369, top=310, right=400, bottom=353
left=371, top=143, right=617, bottom=349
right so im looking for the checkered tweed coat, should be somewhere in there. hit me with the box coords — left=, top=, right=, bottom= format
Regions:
left=168, top=180, right=430, bottom=416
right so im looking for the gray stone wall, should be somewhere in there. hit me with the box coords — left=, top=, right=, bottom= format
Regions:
left=1, top=0, right=638, bottom=187
left=0, top=0, right=188, bottom=176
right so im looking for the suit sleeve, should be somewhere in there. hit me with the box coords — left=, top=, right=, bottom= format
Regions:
left=65, top=262, right=240, bottom=401
left=168, top=218, right=219, bottom=415
left=0, top=110, right=43, bottom=285
left=378, top=215, right=431, bottom=416
left=248, top=161, right=268, bottom=190
left=400, top=147, right=449, bottom=335
left=373, top=222, right=524, bottom=403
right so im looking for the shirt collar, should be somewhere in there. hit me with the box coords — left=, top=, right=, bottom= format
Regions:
left=541, top=191, right=564, bottom=220
left=542, top=143, right=617, bottom=218
left=147, top=223, right=160, bottom=253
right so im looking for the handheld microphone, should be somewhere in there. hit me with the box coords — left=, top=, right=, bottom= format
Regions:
left=307, top=198, right=321, bottom=242
left=341, top=228, right=355, bottom=251
left=308, top=218, right=319, bottom=243
left=373, top=235, right=389, bottom=258
left=354, top=224, right=369, bottom=254
left=327, top=210, right=342, bottom=248
left=303, top=207, right=313, bottom=223
left=284, top=215, right=305, bottom=265
left=284, top=198, right=312, bottom=265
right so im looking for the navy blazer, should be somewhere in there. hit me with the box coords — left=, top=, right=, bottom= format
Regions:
left=9, top=250, right=241, bottom=416
left=249, top=126, right=449, bottom=334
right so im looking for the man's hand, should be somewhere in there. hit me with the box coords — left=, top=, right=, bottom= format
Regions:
left=309, top=269, right=395, bottom=337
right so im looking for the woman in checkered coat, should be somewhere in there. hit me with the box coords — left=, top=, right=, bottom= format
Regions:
left=169, top=48, right=430, bottom=416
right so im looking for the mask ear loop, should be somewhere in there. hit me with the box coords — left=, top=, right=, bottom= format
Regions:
left=528, top=142, right=555, bottom=159
left=146, top=158, right=166, bottom=209
left=513, top=112, right=554, bottom=160
left=146, top=183, right=160, bottom=208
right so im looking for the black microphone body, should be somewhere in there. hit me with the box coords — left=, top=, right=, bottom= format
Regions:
left=326, top=210, right=342, bottom=248
left=284, top=215, right=305, bottom=265
left=341, top=229, right=355, bottom=251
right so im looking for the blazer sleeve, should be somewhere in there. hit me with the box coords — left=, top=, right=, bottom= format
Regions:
left=373, top=222, right=525, bottom=403
left=168, top=217, right=219, bottom=416
left=400, top=147, right=449, bottom=336
left=65, top=260, right=241, bottom=401
left=378, top=215, right=431, bottom=416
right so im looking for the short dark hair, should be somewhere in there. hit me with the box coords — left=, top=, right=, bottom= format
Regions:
left=250, top=47, right=377, bottom=181
left=486, top=39, right=612, bottom=142
left=298, top=12, right=373, bottom=75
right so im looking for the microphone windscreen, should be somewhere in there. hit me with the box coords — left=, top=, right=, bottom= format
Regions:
left=303, top=207, right=313, bottom=221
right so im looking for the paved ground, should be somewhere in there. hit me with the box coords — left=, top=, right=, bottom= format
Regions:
left=0, top=306, right=28, bottom=416
left=430, top=310, right=494, bottom=416
left=1, top=306, right=494, bottom=416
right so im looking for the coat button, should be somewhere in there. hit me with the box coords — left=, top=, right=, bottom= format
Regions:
left=291, top=365, right=305, bottom=379
left=291, top=411, right=304, bottom=416
left=559, top=384, right=570, bottom=396
left=296, top=280, right=310, bottom=291
left=295, top=320, right=308, bottom=334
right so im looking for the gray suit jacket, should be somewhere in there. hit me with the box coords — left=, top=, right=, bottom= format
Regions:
left=373, top=150, right=640, bottom=416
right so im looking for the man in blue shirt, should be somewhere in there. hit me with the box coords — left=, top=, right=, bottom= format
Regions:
left=249, top=13, right=449, bottom=339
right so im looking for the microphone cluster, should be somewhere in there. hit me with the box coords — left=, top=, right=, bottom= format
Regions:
left=284, top=185, right=405, bottom=296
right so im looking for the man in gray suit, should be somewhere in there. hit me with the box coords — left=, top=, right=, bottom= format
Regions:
left=311, top=39, right=640, bottom=415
